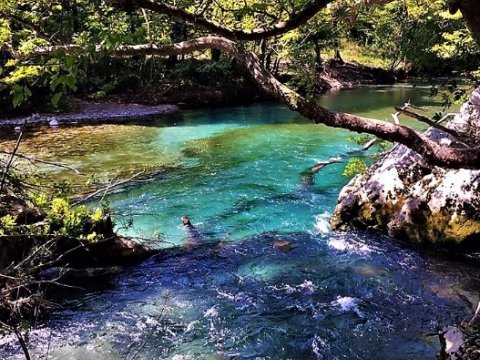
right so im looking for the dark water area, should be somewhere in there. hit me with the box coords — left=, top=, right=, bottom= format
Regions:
left=2, top=231, right=479, bottom=359
left=0, top=85, right=475, bottom=360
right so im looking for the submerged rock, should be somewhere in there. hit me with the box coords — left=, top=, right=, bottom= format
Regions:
left=272, top=239, right=292, bottom=252
left=331, top=88, right=480, bottom=246
left=60, top=236, right=158, bottom=268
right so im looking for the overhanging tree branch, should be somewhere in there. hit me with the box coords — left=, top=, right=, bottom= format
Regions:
left=0, top=10, right=55, bottom=44
left=108, top=0, right=334, bottom=40
left=16, top=36, right=480, bottom=169
left=394, top=106, right=463, bottom=140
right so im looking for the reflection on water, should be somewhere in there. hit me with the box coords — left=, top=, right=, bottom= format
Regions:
left=0, top=86, right=472, bottom=359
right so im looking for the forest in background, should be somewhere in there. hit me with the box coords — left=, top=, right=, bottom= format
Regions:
left=0, top=0, right=478, bottom=116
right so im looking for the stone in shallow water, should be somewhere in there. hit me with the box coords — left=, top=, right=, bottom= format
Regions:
left=272, top=239, right=292, bottom=252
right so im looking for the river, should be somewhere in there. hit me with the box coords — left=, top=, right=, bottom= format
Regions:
left=1, top=85, right=478, bottom=359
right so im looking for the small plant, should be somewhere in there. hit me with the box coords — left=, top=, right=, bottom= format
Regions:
left=348, top=134, right=373, bottom=146
left=29, top=192, right=49, bottom=208
left=91, top=208, right=104, bottom=223
left=48, top=198, right=90, bottom=236
left=0, top=215, right=17, bottom=235
left=343, top=158, right=368, bottom=177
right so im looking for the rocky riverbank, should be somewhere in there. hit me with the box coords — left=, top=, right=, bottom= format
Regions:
left=330, top=87, right=480, bottom=359
left=330, top=87, right=480, bottom=247
left=0, top=60, right=397, bottom=128
left=0, top=101, right=179, bottom=128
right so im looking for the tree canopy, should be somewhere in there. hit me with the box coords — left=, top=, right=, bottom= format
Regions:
left=0, top=0, right=479, bottom=168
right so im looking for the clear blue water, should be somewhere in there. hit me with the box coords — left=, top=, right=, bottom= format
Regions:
left=1, top=85, right=476, bottom=360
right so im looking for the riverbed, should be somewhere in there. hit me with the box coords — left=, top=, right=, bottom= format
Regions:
left=1, top=85, right=476, bottom=359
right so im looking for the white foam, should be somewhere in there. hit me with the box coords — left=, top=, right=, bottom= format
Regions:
left=312, top=334, right=326, bottom=359
left=269, top=280, right=318, bottom=294
left=335, top=296, right=357, bottom=311
left=332, top=296, right=363, bottom=316
left=327, top=238, right=372, bottom=254
left=314, top=211, right=332, bottom=235
left=204, top=306, right=218, bottom=318
left=185, top=321, right=198, bottom=332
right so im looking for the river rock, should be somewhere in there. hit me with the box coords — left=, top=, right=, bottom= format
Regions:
left=60, top=236, right=158, bottom=267
left=439, top=326, right=465, bottom=359
left=330, top=87, right=480, bottom=246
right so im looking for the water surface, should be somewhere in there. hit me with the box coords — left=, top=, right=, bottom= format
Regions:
left=1, top=85, right=475, bottom=360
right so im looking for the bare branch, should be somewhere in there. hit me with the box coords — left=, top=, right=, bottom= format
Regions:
left=13, top=327, right=31, bottom=360
left=394, top=107, right=464, bottom=140
left=1, top=120, right=26, bottom=192
left=0, top=150, right=84, bottom=175
left=72, top=170, right=146, bottom=205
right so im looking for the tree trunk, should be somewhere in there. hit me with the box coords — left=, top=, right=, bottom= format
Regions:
left=450, top=0, right=480, bottom=46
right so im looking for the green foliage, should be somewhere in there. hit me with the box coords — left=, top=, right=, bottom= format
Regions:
left=0, top=18, right=11, bottom=45
left=348, top=135, right=392, bottom=153
left=48, top=198, right=88, bottom=236
left=91, top=208, right=104, bottom=223
left=348, top=134, right=373, bottom=146
left=29, top=192, right=49, bottom=208
left=0, top=0, right=478, bottom=112
left=343, top=157, right=368, bottom=177
left=10, top=85, right=32, bottom=108
left=339, top=0, right=478, bottom=74
left=0, top=215, right=17, bottom=235
left=52, top=179, right=74, bottom=198
left=430, top=80, right=472, bottom=116
left=4, top=66, right=42, bottom=85
left=375, top=140, right=391, bottom=152
left=3, top=174, right=108, bottom=241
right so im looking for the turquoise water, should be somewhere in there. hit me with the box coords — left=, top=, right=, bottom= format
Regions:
left=2, top=85, right=476, bottom=360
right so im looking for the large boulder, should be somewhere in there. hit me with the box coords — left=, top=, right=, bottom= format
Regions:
left=331, top=88, right=480, bottom=246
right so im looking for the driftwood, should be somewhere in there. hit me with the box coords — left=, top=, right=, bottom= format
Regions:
left=301, top=135, right=378, bottom=187
left=71, top=169, right=146, bottom=205
left=469, top=301, right=480, bottom=327
left=0, top=150, right=84, bottom=175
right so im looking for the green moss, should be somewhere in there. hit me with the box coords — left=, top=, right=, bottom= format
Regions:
left=343, top=158, right=368, bottom=178
left=444, top=216, right=480, bottom=243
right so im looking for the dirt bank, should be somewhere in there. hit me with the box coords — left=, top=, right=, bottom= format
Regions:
left=317, top=59, right=397, bottom=92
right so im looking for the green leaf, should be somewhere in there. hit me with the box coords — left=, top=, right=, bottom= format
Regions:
left=10, top=85, right=24, bottom=108
left=51, top=92, right=63, bottom=108
left=23, top=86, right=32, bottom=98
left=65, top=55, right=75, bottom=70
left=63, top=75, right=77, bottom=91
left=50, top=75, right=61, bottom=91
